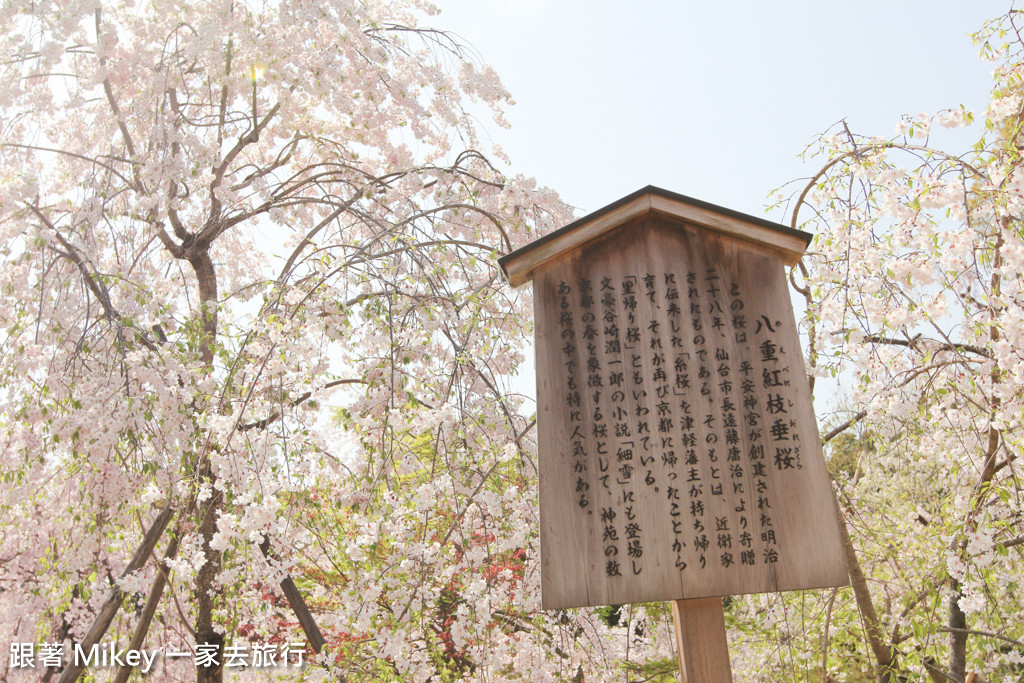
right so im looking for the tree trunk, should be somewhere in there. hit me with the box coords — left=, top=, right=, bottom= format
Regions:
left=948, top=582, right=968, bottom=683
left=191, top=248, right=224, bottom=683
left=259, top=536, right=326, bottom=653
left=194, top=465, right=225, bottom=683
left=831, top=492, right=897, bottom=681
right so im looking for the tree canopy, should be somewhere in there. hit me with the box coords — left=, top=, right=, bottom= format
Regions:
left=755, top=9, right=1024, bottom=682
left=3, top=1, right=1024, bottom=683
left=0, top=0, right=604, bottom=680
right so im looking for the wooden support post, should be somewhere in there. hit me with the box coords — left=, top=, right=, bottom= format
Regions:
left=672, top=597, right=733, bottom=683
left=57, top=505, right=174, bottom=683
left=112, top=532, right=181, bottom=683
left=260, top=536, right=326, bottom=653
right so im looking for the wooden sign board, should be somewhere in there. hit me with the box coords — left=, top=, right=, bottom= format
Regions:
left=500, top=187, right=848, bottom=610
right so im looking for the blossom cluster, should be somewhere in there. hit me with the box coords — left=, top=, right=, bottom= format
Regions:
left=0, top=0, right=662, bottom=680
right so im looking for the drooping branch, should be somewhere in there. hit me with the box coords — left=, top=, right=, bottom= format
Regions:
left=27, top=203, right=159, bottom=353
left=238, top=378, right=366, bottom=432
left=95, top=9, right=139, bottom=166
left=789, top=135, right=985, bottom=232
left=0, top=142, right=135, bottom=187
left=862, top=334, right=991, bottom=359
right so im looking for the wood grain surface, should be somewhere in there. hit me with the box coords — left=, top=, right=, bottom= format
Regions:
left=534, top=215, right=848, bottom=609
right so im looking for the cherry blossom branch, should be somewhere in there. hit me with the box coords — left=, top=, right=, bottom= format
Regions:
left=790, top=135, right=985, bottom=231
left=937, top=627, right=1023, bottom=648
left=822, top=411, right=868, bottom=445
left=394, top=455, right=509, bottom=625
left=861, top=335, right=991, bottom=358
left=0, top=142, right=134, bottom=186
left=891, top=580, right=949, bottom=645
left=95, top=9, right=138, bottom=164
left=238, top=378, right=366, bottom=432
left=27, top=203, right=159, bottom=355
left=820, top=355, right=964, bottom=446
left=1002, top=534, right=1024, bottom=548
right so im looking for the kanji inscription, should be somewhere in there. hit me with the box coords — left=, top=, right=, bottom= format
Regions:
left=534, top=216, right=847, bottom=610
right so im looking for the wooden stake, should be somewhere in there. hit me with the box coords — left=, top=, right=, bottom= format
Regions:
left=672, top=597, right=733, bottom=683
left=259, top=536, right=326, bottom=653
left=57, top=505, right=174, bottom=683
left=112, top=532, right=181, bottom=683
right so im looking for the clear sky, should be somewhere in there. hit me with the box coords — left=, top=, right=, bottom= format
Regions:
left=431, top=0, right=1010, bottom=413
left=435, top=0, right=1007, bottom=225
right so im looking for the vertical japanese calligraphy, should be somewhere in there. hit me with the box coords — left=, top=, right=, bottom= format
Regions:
left=534, top=216, right=847, bottom=610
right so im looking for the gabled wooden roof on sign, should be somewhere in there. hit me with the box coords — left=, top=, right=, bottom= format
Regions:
left=499, top=185, right=812, bottom=287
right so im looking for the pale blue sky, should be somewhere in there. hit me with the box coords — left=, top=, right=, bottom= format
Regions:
left=433, top=0, right=1010, bottom=412
left=437, top=0, right=1007, bottom=224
